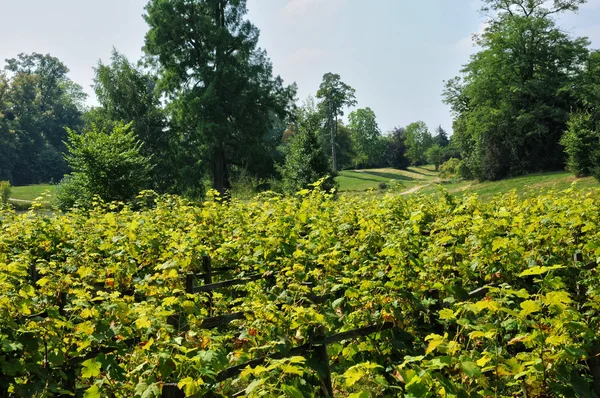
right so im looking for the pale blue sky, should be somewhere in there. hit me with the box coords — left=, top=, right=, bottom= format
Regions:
left=2, top=0, right=600, bottom=133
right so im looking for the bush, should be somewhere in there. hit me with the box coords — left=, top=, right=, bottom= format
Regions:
left=560, top=111, right=600, bottom=178
left=0, top=180, right=10, bottom=205
left=58, top=122, right=153, bottom=210
left=439, top=158, right=461, bottom=179
left=378, top=182, right=389, bottom=190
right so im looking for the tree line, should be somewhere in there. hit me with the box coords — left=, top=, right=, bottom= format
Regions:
left=3, top=0, right=600, bottom=209
left=0, top=0, right=451, bottom=208
left=444, top=0, right=600, bottom=181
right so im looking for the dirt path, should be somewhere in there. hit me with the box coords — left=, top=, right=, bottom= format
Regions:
left=8, top=198, right=33, bottom=203
left=401, top=185, right=427, bottom=195
left=400, top=177, right=442, bottom=195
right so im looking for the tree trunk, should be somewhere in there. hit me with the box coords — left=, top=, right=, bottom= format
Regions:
left=213, top=144, right=230, bottom=198
left=331, top=113, right=337, bottom=172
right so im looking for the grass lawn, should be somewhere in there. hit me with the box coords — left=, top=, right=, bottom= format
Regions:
left=10, top=184, right=58, bottom=201
left=337, top=166, right=438, bottom=191
left=417, top=171, right=599, bottom=201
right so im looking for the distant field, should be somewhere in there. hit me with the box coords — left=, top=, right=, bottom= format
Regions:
left=338, top=166, right=600, bottom=200
left=416, top=171, right=599, bottom=200
left=10, top=184, right=57, bottom=202
left=336, top=166, right=438, bottom=191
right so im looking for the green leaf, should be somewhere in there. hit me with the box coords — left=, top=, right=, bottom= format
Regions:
left=519, top=265, right=564, bottom=277
left=348, top=392, right=370, bottom=398
left=460, top=361, right=481, bottom=377
left=405, top=375, right=429, bottom=398
left=83, top=385, right=101, bottom=398
left=81, top=358, right=101, bottom=378
left=282, top=385, right=305, bottom=398
left=439, top=308, right=455, bottom=320
left=519, top=300, right=542, bottom=317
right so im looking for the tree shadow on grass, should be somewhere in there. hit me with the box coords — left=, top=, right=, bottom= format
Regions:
left=360, top=171, right=416, bottom=181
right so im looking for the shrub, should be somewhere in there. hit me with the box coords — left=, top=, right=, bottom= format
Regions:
left=0, top=180, right=10, bottom=205
left=58, top=122, right=153, bottom=210
left=560, top=111, right=600, bottom=178
left=439, top=158, right=461, bottom=179
left=378, top=181, right=389, bottom=190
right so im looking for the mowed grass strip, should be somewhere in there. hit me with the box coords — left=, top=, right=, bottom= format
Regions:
left=10, top=184, right=58, bottom=201
left=418, top=171, right=599, bottom=201
left=337, top=166, right=437, bottom=191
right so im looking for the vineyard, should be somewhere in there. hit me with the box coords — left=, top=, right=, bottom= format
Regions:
left=2, top=186, right=600, bottom=397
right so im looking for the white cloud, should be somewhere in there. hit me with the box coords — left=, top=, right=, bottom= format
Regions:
left=280, top=0, right=343, bottom=18
left=281, top=47, right=327, bottom=66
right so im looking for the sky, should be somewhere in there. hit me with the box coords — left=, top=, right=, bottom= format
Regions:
left=1, top=0, right=600, bottom=135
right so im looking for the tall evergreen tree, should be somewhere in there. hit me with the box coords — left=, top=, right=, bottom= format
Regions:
left=143, top=0, right=296, bottom=197
left=434, top=125, right=449, bottom=147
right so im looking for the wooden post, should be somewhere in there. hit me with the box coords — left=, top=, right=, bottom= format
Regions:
left=203, top=255, right=213, bottom=316
left=162, top=384, right=185, bottom=398
left=30, top=263, right=38, bottom=287
left=313, top=324, right=334, bottom=397
left=186, top=273, right=195, bottom=295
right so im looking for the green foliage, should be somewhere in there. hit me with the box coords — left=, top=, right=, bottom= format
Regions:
left=434, top=125, right=449, bottom=148
left=425, top=144, right=443, bottom=171
left=439, top=158, right=461, bottom=179
left=58, top=123, right=152, bottom=210
left=560, top=111, right=600, bottom=178
left=2, top=53, right=86, bottom=185
left=90, top=49, right=171, bottom=193
left=348, top=107, right=385, bottom=168
left=280, top=101, right=334, bottom=193
left=3, top=186, right=600, bottom=396
left=404, top=121, right=433, bottom=166
left=316, top=73, right=357, bottom=171
left=444, top=0, right=590, bottom=180
left=384, top=127, right=410, bottom=170
left=0, top=180, right=10, bottom=205
left=143, top=0, right=296, bottom=196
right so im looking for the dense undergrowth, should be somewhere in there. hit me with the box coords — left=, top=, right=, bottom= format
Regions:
left=1, top=186, right=600, bottom=397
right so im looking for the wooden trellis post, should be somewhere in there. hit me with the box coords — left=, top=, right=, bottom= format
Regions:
left=313, top=324, right=334, bottom=397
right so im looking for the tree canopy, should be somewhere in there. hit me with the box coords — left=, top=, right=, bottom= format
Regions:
left=143, top=0, right=296, bottom=196
left=444, top=0, right=590, bottom=180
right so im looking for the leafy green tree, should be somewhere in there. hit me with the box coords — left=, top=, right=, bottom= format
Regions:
left=0, top=73, right=17, bottom=181
left=316, top=73, right=357, bottom=171
left=3, top=53, right=86, bottom=184
left=143, top=0, right=296, bottom=197
left=385, top=127, right=410, bottom=169
left=404, top=121, right=433, bottom=166
left=560, top=111, right=600, bottom=178
left=444, top=0, right=589, bottom=180
left=89, top=49, right=170, bottom=192
left=426, top=144, right=444, bottom=171
left=334, top=122, right=356, bottom=170
left=280, top=100, right=333, bottom=193
left=348, top=107, right=384, bottom=168
left=58, top=123, right=152, bottom=210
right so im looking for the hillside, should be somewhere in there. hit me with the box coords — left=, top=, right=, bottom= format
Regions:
left=337, top=167, right=600, bottom=200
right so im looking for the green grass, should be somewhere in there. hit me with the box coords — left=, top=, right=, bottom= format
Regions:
left=417, top=171, right=599, bottom=201
left=336, top=166, right=438, bottom=191
left=10, top=184, right=58, bottom=201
